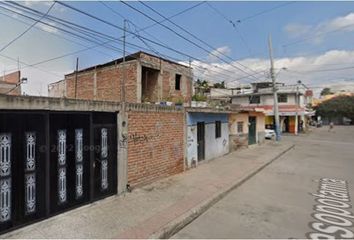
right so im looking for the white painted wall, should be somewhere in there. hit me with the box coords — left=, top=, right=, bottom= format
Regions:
left=232, top=96, right=249, bottom=105
left=186, top=122, right=229, bottom=168
left=186, top=126, right=198, bottom=168
left=232, top=94, right=300, bottom=106
left=205, top=122, right=229, bottom=161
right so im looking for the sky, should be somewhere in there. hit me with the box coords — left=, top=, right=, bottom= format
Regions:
left=1, top=1, right=354, bottom=96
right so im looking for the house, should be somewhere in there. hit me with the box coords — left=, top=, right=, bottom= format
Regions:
left=230, top=82, right=314, bottom=134
left=229, top=107, right=266, bottom=151
left=0, top=71, right=22, bottom=96
left=0, top=94, right=186, bottom=234
left=48, top=51, right=193, bottom=105
left=185, top=108, right=229, bottom=168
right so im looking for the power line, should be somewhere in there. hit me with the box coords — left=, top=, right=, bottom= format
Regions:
left=285, top=66, right=354, bottom=74
left=205, top=2, right=253, bottom=56
left=100, top=3, right=245, bottom=80
left=0, top=2, right=55, bottom=53
left=121, top=1, right=259, bottom=79
left=236, top=2, right=296, bottom=23
left=55, top=1, right=261, bottom=82
left=0, top=3, right=126, bottom=55
left=1, top=1, right=263, bottom=85
left=0, top=9, right=116, bottom=60
left=282, top=22, right=354, bottom=48
left=139, top=1, right=259, bottom=77
left=0, top=53, right=63, bottom=78
left=1, top=3, right=238, bottom=84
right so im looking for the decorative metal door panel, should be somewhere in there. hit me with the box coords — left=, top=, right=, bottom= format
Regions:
left=49, top=114, right=91, bottom=214
left=0, top=113, right=46, bottom=233
left=0, top=111, right=117, bottom=234
left=93, top=123, right=117, bottom=200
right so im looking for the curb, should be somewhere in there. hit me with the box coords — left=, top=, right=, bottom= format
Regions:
left=150, top=144, right=295, bottom=239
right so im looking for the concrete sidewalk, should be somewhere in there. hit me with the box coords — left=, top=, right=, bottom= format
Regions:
left=2, top=141, right=294, bottom=239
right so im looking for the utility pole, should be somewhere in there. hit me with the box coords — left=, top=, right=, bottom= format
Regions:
left=295, top=80, right=299, bottom=135
left=121, top=19, right=127, bottom=103
left=74, top=57, right=79, bottom=99
left=189, top=57, right=192, bottom=107
left=295, top=80, right=302, bottom=135
left=268, top=34, right=281, bottom=141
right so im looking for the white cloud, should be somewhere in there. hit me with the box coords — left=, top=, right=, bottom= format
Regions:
left=284, top=24, right=312, bottom=38
left=284, top=12, right=354, bottom=44
left=37, top=22, right=59, bottom=34
left=192, top=49, right=354, bottom=97
left=326, top=12, right=354, bottom=32
left=207, top=46, right=231, bottom=62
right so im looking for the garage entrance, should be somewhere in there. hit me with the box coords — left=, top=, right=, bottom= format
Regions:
left=0, top=111, right=117, bottom=234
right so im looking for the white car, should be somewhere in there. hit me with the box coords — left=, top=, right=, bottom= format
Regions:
left=265, top=129, right=275, bottom=139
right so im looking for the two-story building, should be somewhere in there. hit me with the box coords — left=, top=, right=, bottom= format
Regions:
left=48, top=51, right=193, bottom=105
left=230, top=82, right=314, bottom=134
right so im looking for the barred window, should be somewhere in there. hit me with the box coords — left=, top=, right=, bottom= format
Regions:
left=237, top=122, right=244, bottom=133
left=249, top=95, right=260, bottom=104
left=278, top=94, right=288, bottom=103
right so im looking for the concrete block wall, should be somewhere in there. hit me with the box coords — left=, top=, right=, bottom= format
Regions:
left=125, top=106, right=185, bottom=187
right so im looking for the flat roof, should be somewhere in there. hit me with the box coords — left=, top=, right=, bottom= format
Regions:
left=65, top=51, right=191, bottom=77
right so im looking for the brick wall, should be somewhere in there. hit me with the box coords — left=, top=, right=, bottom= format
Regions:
left=0, top=71, right=21, bottom=95
left=55, top=52, right=192, bottom=104
left=65, top=61, right=137, bottom=102
left=127, top=110, right=184, bottom=187
left=140, top=52, right=192, bottom=104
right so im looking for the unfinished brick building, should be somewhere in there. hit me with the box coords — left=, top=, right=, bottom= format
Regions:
left=0, top=71, right=22, bottom=95
left=49, top=51, right=193, bottom=104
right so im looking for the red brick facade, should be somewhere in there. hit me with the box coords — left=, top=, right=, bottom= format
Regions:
left=127, top=110, right=184, bottom=187
left=65, top=62, right=138, bottom=103
left=51, top=52, right=192, bottom=104
left=0, top=71, right=21, bottom=95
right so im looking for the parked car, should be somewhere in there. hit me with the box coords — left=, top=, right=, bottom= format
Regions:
left=265, top=129, right=275, bottom=139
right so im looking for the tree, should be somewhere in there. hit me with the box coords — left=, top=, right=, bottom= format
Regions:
left=320, top=87, right=334, bottom=96
left=213, top=81, right=226, bottom=89
left=315, top=95, right=354, bottom=120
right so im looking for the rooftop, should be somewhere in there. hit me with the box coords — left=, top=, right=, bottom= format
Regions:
left=65, top=51, right=191, bottom=77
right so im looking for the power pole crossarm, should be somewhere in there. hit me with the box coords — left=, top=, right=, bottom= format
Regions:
left=268, top=34, right=281, bottom=142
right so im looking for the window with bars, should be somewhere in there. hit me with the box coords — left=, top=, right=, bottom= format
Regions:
left=249, top=95, right=260, bottom=104
left=237, top=122, right=244, bottom=133
left=278, top=94, right=288, bottom=103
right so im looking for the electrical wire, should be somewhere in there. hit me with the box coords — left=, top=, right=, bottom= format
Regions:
left=0, top=2, right=55, bottom=53
left=236, top=2, right=296, bottom=23
left=205, top=2, right=253, bottom=56
left=120, top=1, right=259, bottom=79
left=139, top=1, right=259, bottom=77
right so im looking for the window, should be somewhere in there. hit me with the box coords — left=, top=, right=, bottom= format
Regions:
left=278, top=94, right=288, bottom=103
left=175, top=74, right=181, bottom=90
left=249, top=95, right=260, bottom=104
left=237, top=122, right=244, bottom=133
left=215, top=121, right=221, bottom=138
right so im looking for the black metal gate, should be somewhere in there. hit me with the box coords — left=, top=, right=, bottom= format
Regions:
left=0, top=111, right=117, bottom=234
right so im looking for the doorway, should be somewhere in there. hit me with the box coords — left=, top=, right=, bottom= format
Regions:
left=197, top=122, right=205, bottom=161
left=248, top=116, right=257, bottom=145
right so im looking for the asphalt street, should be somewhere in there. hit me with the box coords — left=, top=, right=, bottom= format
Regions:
left=173, top=126, right=354, bottom=239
